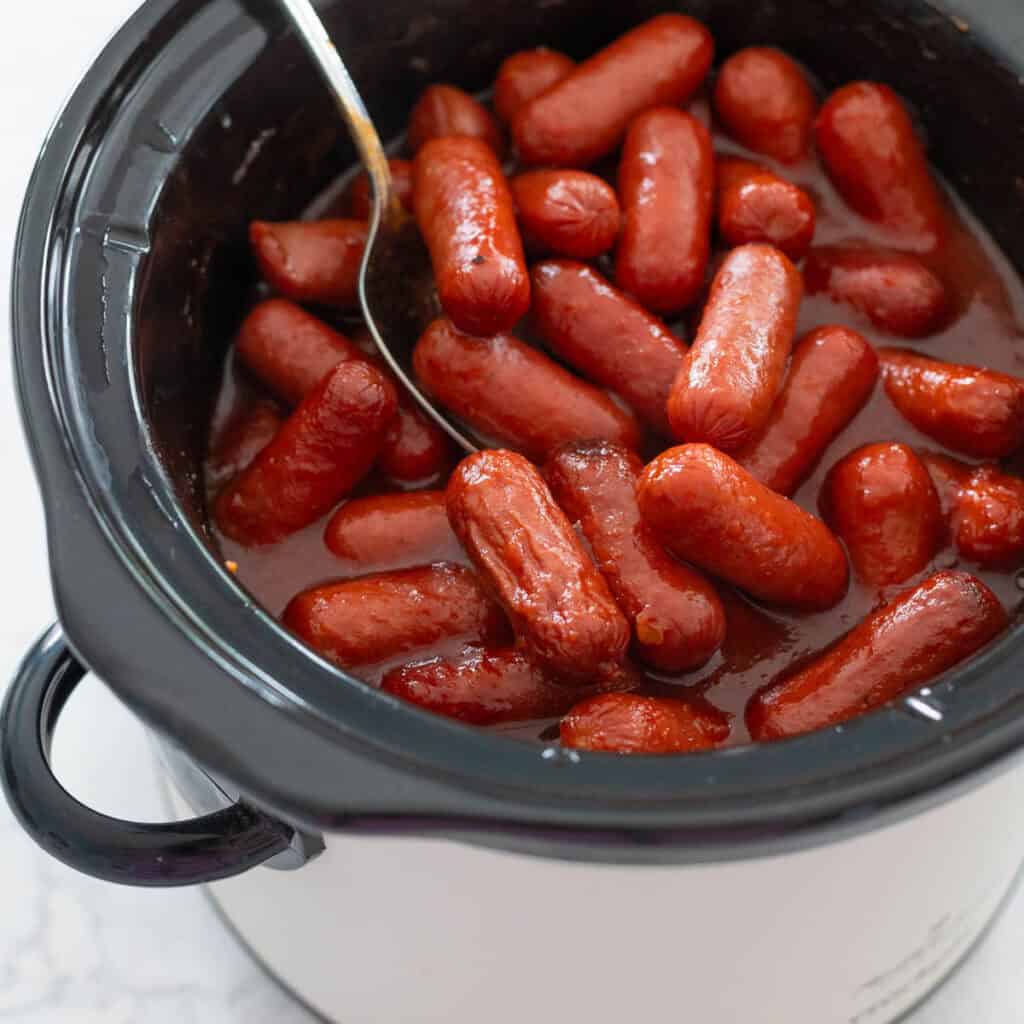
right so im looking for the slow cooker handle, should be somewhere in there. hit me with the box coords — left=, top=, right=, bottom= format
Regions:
left=1, top=624, right=297, bottom=886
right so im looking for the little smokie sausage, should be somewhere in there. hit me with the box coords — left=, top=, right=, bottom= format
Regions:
left=413, top=318, right=641, bottom=461
left=713, top=47, right=817, bottom=164
left=667, top=244, right=802, bottom=451
left=236, top=299, right=365, bottom=405
left=206, top=401, right=283, bottom=493
left=545, top=442, right=725, bottom=671
left=250, top=219, right=366, bottom=308
left=413, top=136, right=530, bottom=336
left=324, top=491, right=464, bottom=574
left=803, top=247, right=948, bottom=338
left=283, top=564, right=511, bottom=673
left=530, top=260, right=687, bottom=437
left=513, top=14, right=713, bottom=168
left=821, top=442, right=942, bottom=586
left=561, top=693, right=730, bottom=754
left=236, top=300, right=453, bottom=485
left=747, top=570, right=1007, bottom=740
left=510, top=170, right=620, bottom=260
left=381, top=646, right=595, bottom=725
left=735, top=325, right=878, bottom=495
left=344, top=158, right=414, bottom=219
left=616, top=108, right=714, bottom=314
left=716, top=158, right=816, bottom=262
left=815, top=82, right=946, bottom=251
left=407, top=84, right=504, bottom=156
left=493, top=48, right=575, bottom=125
left=447, top=449, right=630, bottom=685
left=878, top=348, right=1024, bottom=458
left=637, top=444, right=848, bottom=610
left=215, top=361, right=397, bottom=545
left=918, top=451, right=971, bottom=526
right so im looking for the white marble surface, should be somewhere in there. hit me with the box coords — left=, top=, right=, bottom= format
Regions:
left=1, top=2, right=1023, bottom=1021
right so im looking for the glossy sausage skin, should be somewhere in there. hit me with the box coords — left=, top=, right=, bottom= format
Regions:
left=510, top=170, right=620, bottom=260
left=735, top=325, right=878, bottom=495
left=513, top=14, right=713, bottom=168
left=561, top=693, right=730, bottom=753
left=283, top=564, right=511, bottom=673
left=545, top=442, right=725, bottom=671
left=493, top=48, right=575, bottom=125
left=236, top=299, right=364, bottom=405
left=815, top=82, right=946, bottom=251
left=324, top=491, right=463, bottom=573
left=804, top=247, right=948, bottom=338
left=879, top=348, right=1024, bottom=458
left=382, top=646, right=591, bottom=725
left=821, top=442, right=942, bottom=586
left=918, top=451, right=971, bottom=527
left=413, top=136, right=530, bottom=336
left=407, top=84, right=504, bottom=156
left=747, top=571, right=1007, bottom=740
left=250, top=219, right=367, bottom=308
left=716, top=158, right=816, bottom=262
left=206, top=401, right=283, bottom=493
left=214, top=361, right=397, bottom=545
left=667, top=244, right=803, bottom=450
left=447, top=450, right=630, bottom=684
left=638, top=444, right=849, bottom=610
left=530, top=260, right=686, bottom=437
left=344, top=158, right=414, bottom=219
left=713, top=47, right=817, bottom=164
left=616, top=108, right=714, bottom=314
left=413, top=318, right=641, bottom=461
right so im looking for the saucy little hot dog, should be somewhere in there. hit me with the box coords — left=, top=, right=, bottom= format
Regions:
left=447, top=449, right=630, bottom=685
left=747, top=571, right=1007, bottom=740
left=493, top=48, right=576, bottom=125
left=407, top=84, right=504, bottom=156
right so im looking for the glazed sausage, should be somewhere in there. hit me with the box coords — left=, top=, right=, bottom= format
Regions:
left=821, top=442, right=942, bottom=586
left=918, top=451, right=971, bottom=526
left=513, top=14, right=714, bottom=168
left=447, top=449, right=630, bottom=685
left=616, top=108, right=714, bottom=314
left=377, top=393, right=455, bottom=485
left=747, top=570, right=1007, bottom=740
left=713, top=47, right=817, bottom=164
left=530, top=260, right=687, bottom=437
left=637, top=444, right=848, bottom=610
left=815, top=82, right=946, bottom=251
left=407, top=84, right=504, bottom=156
left=878, top=348, right=1024, bottom=458
left=493, top=48, right=575, bottom=125
left=250, top=219, right=366, bottom=308
left=215, top=361, right=397, bottom=545
left=954, top=465, right=1024, bottom=568
left=413, top=136, right=529, bottom=336
left=545, top=442, right=725, bottom=671
left=381, top=646, right=594, bottom=725
left=324, top=491, right=464, bottom=573
left=667, top=244, right=802, bottom=450
left=735, top=325, right=878, bottom=495
left=206, top=401, right=283, bottom=493
left=716, top=158, right=816, bottom=262
left=510, top=170, right=620, bottom=260
left=283, top=564, right=511, bottom=674
left=236, top=299, right=364, bottom=405
left=560, top=693, right=730, bottom=753
left=413, top=318, right=641, bottom=461
left=343, top=158, right=414, bottom=219
left=804, top=247, right=948, bottom=338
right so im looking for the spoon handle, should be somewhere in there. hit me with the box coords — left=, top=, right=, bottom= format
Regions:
left=275, top=0, right=396, bottom=218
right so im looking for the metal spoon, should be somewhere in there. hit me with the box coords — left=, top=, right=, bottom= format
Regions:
left=276, top=0, right=480, bottom=453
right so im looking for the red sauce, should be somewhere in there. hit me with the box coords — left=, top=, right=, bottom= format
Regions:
left=205, top=83, right=1024, bottom=747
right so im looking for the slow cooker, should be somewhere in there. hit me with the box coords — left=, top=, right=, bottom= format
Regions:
left=6, top=0, right=1024, bottom=1020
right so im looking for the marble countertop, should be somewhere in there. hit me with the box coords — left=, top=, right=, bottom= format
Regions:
left=1, top=2, right=1022, bottom=1020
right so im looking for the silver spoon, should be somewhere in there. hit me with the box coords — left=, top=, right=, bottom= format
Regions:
left=276, top=0, right=480, bottom=453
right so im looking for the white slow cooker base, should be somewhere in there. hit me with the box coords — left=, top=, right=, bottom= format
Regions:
left=171, top=760, right=1024, bottom=1024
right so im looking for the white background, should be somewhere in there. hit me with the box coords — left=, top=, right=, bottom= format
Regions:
left=0, top=2, right=1022, bottom=1021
